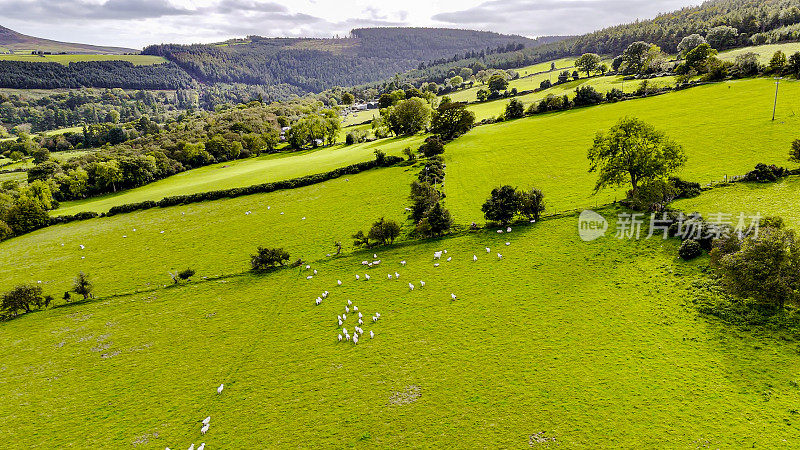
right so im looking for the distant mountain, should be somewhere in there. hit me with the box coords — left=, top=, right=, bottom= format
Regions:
left=143, top=28, right=567, bottom=92
left=0, top=25, right=137, bottom=55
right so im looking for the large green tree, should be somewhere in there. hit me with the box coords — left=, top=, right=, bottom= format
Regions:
left=575, top=53, right=601, bottom=76
left=431, top=102, right=475, bottom=140
left=588, top=117, right=686, bottom=198
left=386, top=98, right=432, bottom=136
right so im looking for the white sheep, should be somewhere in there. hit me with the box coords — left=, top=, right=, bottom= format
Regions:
left=362, top=261, right=369, bottom=265
left=347, top=299, right=352, bottom=305
left=373, top=253, right=378, bottom=259
left=188, top=445, right=195, bottom=450
left=506, top=227, right=512, bottom=232
left=370, top=330, right=374, bottom=339
left=372, top=316, right=377, bottom=322
left=388, top=274, right=393, bottom=279
left=355, top=275, right=360, bottom=280
left=322, top=291, right=328, bottom=298
left=497, top=253, right=503, bottom=259
left=198, top=444, right=205, bottom=450
left=201, top=424, right=209, bottom=435
left=358, top=312, right=363, bottom=319
left=313, top=269, right=318, bottom=275
left=409, top=283, right=415, bottom=291
left=446, top=257, right=452, bottom=262
left=353, top=335, right=359, bottom=344
left=497, top=230, right=503, bottom=234
left=345, top=306, right=350, bottom=313
left=217, top=384, right=224, bottom=394
left=433, top=251, right=442, bottom=260
left=337, top=280, right=342, bottom=286
left=358, top=318, right=363, bottom=325
left=395, top=272, right=400, bottom=278
left=343, top=327, right=348, bottom=336
left=434, top=263, right=440, bottom=267
left=505, top=242, right=510, bottom=246
left=451, top=293, right=457, bottom=300
left=306, top=275, right=313, bottom=280
left=365, top=274, right=371, bottom=281
left=486, top=247, right=490, bottom=253
left=338, top=334, right=343, bottom=342
left=376, top=313, right=381, bottom=318
left=420, top=281, right=426, bottom=287
left=473, top=255, right=478, bottom=261
left=400, top=260, right=406, bottom=266
left=315, top=298, right=322, bottom=305
left=305, top=265, right=311, bottom=269
left=354, top=306, right=358, bottom=312
left=343, top=313, right=347, bottom=320
left=338, top=318, right=343, bottom=326
left=373, top=260, right=381, bottom=265
left=202, top=416, right=211, bottom=426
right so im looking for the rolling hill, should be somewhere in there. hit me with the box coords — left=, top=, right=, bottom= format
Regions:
left=0, top=25, right=137, bottom=55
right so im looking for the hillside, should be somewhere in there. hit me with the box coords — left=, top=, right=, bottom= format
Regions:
left=142, top=28, right=562, bottom=93
left=0, top=25, right=136, bottom=55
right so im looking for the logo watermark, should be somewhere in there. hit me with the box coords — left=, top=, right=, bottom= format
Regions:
left=578, top=211, right=762, bottom=241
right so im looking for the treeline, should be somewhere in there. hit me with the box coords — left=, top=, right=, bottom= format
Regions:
left=142, top=27, right=541, bottom=93
left=0, top=60, right=197, bottom=90
left=0, top=88, right=197, bottom=133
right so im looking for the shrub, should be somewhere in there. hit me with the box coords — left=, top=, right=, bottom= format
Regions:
left=669, top=177, right=701, bottom=199
left=367, top=217, right=401, bottom=246
left=678, top=240, right=703, bottom=260
left=402, top=147, right=416, bottom=162
left=573, top=85, right=604, bottom=106
left=73, top=272, right=93, bottom=300
left=178, top=268, right=196, bottom=281
left=2, top=284, right=45, bottom=316
left=745, top=163, right=787, bottom=182
left=345, top=129, right=368, bottom=145
left=352, top=230, right=370, bottom=248
left=418, top=137, right=445, bottom=158
left=417, top=202, right=452, bottom=237
left=504, top=99, right=524, bottom=120
left=250, top=247, right=290, bottom=271
left=481, top=185, right=521, bottom=225
left=790, top=139, right=800, bottom=163
left=518, top=187, right=545, bottom=221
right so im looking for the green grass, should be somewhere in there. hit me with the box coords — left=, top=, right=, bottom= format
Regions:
left=446, top=78, right=800, bottom=222
left=54, top=136, right=424, bottom=215
left=673, top=175, right=800, bottom=230
left=341, top=109, right=378, bottom=127
left=0, top=54, right=167, bottom=65
left=2, top=209, right=800, bottom=447
left=0, top=165, right=414, bottom=295
left=719, top=42, right=800, bottom=64
left=465, top=74, right=677, bottom=121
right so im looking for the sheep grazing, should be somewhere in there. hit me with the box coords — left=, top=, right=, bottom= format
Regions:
left=358, top=311, right=363, bottom=318
left=473, top=255, right=478, bottom=262
left=198, top=444, right=205, bottom=450
left=395, top=272, right=400, bottom=278
left=434, top=263, right=440, bottom=267
left=373, top=253, right=378, bottom=259
left=343, top=313, right=347, bottom=320
left=345, top=306, right=350, bottom=313
left=306, top=275, right=313, bottom=280
left=451, top=293, right=457, bottom=300
left=322, top=291, right=328, bottom=298
left=217, top=384, right=224, bottom=394
left=302, top=217, right=306, bottom=220
left=497, top=253, right=503, bottom=259
left=368, top=263, right=373, bottom=268
left=365, top=274, right=371, bottom=281
left=358, top=318, right=364, bottom=325
left=486, top=247, right=490, bottom=253
left=361, top=261, right=369, bottom=265
left=376, top=312, right=381, bottom=318
left=409, top=283, right=415, bottom=291
left=497, top=229, right=504, bottom=234
left=446, top=257, right=452, bottom=262
left=338, top=318, right=343, bottom=326
left=353, top=306, right=358, bottom=312
left=373, top=260, right=381, bottom=265
left=400, top=260, right=406, bottom=266
left=343, top=327, right=348, bottom=335
left=201, top=424, right=209, bottom=435
left=337, top=280, right=342, bottom=286
left=202, top=416, right=211, bottom=426
left=338, top=334, right=343, bottom=342
left=433, top=251, right=442, bottom=260
left=372, top=316, right=377, bottom=322
left=316, top=298, right=322, bottom=305
left=353, top=335, right=359, bottom=344
left=188, top=445, right=194, bottom=450
left=346, top=333, right=351, bottom=341
left=313, top=269, right=318, bottom=275
left=388, top=274, right=393, bottom=280
left=505, top=242, right=510, bottom=246
left=160, top=231, right=165, bottom=234
left=355, top=275, right=360, bottom=280
left=506, top=227, right=512, bottom=232
left=79, top=245, right=85, bottom=249
left=370, top=330, right=374, bottom=339
left=347, top=299, right=352, bottom=306
left=420, top=281, right=426, bottom=287
left=306, top=265, right=311, bottom=270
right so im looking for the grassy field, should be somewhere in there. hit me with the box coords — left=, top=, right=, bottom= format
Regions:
left=0, top=54, right=167, bottom=65
left=446, top=78, right=800, bottom=222
left=341, top=109, right=378, bottom=127
left=54, top=136, right=424, bottom=215
left=2, top=208, right=800, bottom=447
left=719, top=41, right=800, bottom=64
left=465, top=75, right=677, bottom=121
left=673, top=175, right=800, bottom=230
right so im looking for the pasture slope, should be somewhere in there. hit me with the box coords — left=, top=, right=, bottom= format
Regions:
left=446, top=78, right=800, bottom=222
left=54, top=135, right=425, bottom=215
left=3, top=66, right=800, bottom=447
left=3, top=210, right=800, bottom=448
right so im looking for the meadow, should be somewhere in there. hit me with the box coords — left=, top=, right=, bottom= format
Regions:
left=673, top=175, right=800, bottom=230
left=446, top=78, right=800, bottom=222
left=718, top=41, right=800, bottom=64
left=0, top=54, right=167, bottom=65
left=54, top=135, right=424, bottom=215
left=2, top=209, right=800, bottom=447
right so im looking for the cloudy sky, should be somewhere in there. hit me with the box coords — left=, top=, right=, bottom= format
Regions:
left=2, top=0, right=702, bottom=49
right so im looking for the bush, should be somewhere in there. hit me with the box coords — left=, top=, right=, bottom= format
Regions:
left=573, top=85, right=604, bottom=106
left=1, top=284, right=45, bottom=316
left=367, top=217, right=401, bottom=246
left=418, top=136, right=445, bottom=158
left=669, top=177, right=701, bottom=199
left=504, top=98, right=524, bottom=120
left=678, top=240, right=703, bottom=260
left=417, top=202, right=452, bottom=237
left=745, top=163, right=787, bottom=182
left=73, top=272, right=93, bottom=300
left=481, top=185, right=521, bottom=225
left=250, top=247, right=290, bottom=271
left=178, top=268, right=196, bottom=281
left=345, top=129, right=368, bottom=145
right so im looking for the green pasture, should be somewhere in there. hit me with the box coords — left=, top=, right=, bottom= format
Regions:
left=0, top=54, right=167, bottom=65
left=54, top=136, right=424, bottom=215
left=446, top=78, right=800, bottom=222
left=719, top=42, right=800, bottom=64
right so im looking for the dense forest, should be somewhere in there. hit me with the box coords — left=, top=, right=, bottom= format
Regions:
left=142, top=28, right=549, bottom=93
left=0, top=61, right=197, bottom=90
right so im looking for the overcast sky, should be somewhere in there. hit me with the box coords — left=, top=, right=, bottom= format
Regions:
left=2, top=0, right=702, bottom=49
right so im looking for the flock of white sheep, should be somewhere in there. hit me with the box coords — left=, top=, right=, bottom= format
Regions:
left=164, top=384, right=223, bottom=450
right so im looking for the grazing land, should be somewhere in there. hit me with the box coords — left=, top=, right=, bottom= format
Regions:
left=0, top=54, right=167, bottom=65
